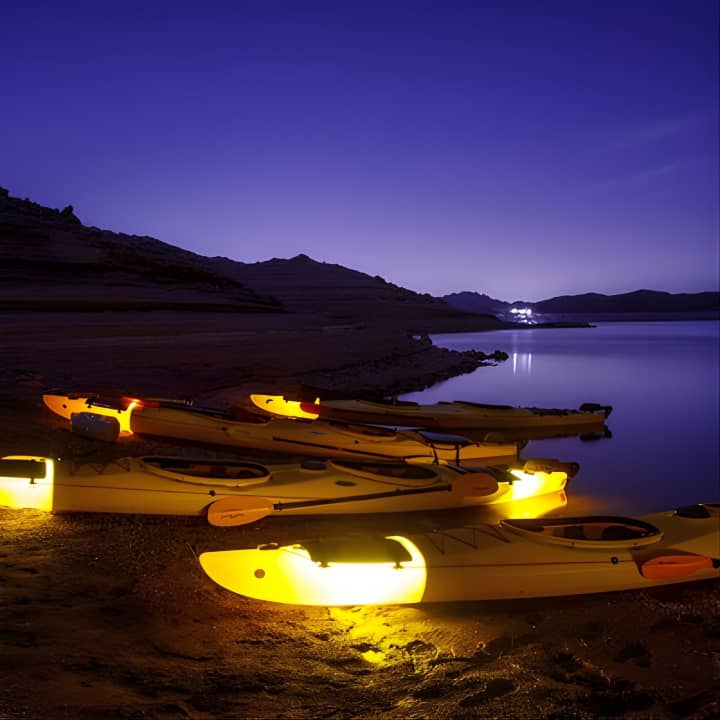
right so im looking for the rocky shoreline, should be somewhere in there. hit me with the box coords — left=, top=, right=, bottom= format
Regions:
left=214, top=340, right=509, bottom=407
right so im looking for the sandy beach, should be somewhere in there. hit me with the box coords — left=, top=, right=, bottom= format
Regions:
left=1, top=311, right=718, bottom=720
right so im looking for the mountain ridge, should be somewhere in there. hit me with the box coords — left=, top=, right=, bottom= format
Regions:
left=443, top=288, right=719, bottom=316
left=2, top=187, right=716, bottom=321
left=0, top=187, right=502, bottom=332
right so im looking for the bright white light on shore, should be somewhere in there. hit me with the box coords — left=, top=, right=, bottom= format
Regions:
left=510, top=307, right=533, bottom=316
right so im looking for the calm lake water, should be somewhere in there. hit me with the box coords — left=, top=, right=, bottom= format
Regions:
left=402, top=321, right=720, bottom=516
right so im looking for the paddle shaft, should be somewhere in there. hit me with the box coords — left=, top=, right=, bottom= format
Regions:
left=272, top=482, right=455, bottom=512
left=207, top=472, right=497, bottom=527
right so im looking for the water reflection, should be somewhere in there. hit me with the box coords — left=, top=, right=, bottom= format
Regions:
left=512, top=352, right=532, bottom=375
left=403, top=322, right=720, bottom=516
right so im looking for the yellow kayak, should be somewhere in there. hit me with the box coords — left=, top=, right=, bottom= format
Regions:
left=199, top=504, right=720, bottom=605
left=248, top=393, right=612, bottom=437
left=42, top=394, right=521, bottom=465
left=0, top=454, right=569, bottom=520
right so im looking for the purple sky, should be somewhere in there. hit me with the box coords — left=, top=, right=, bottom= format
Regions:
left=2, top=1, right=718, bottom=302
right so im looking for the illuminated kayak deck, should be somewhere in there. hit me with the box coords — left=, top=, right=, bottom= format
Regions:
left=248, top=394, right=612, bottom=434
left=43, top=394, right=520, bottom=465
left=0, top=454, right=569, bottom=519
left=199, top=504, right=720, bottom=605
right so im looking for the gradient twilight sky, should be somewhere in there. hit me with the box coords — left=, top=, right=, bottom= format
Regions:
left=2, top=1, right=718, bottom=302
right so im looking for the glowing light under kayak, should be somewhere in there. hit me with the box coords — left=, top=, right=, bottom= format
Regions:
left=505, top=468, right=565, bottom=501
left=0, top=456, right=55, bottom=511
left=200, top=535, right=427, bottom=606
left=494, top=489, right=567, bottom=519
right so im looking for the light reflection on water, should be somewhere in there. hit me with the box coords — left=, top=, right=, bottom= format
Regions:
left=402, top=321, right=720, bottom=516
left=511, top=352, right=533, bottom=375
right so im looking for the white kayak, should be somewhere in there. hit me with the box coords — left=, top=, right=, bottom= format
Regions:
left=247, top=393, right=612, bottom=432
left=0, top=454, right=570, bottom=521
left=199, top=504, right=720, bottom=605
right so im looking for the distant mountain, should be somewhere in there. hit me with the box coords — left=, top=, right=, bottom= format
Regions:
left=440, top=291, right=510, bottom=315
left=203, top=253, right=507, bottom=330
left=534, top=290, right=719, bottom=314
left=8, top=187, right=710, bottom=328
left=442, top=289, right=719, bottom=316
left=0, top=187, right=503, bottom=332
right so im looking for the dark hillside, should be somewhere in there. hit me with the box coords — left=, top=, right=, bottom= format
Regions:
left=0, top=190, right=279, bottom=312
left=0, top=188, right=505, bottom=331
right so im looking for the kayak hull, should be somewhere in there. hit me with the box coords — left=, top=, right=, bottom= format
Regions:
left=1, top=455, right=568, bottom=518
left=199, top=505, right=720, bottom=604
left=251, top=395, right=611, bottom=434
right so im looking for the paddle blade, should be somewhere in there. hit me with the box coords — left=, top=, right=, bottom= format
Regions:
left=208, top=496, right=274, bottom=527
left=640, top=554, right=715, bottom=581
left=452, top=472, right=498, bottom=498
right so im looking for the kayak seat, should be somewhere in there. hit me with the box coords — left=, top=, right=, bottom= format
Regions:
left=208, top=466, right=267, bottom=480
left=600, top=525, right=642, bottom=541
left=329, top=460, right=438, bottom=482
left=563, top=526, right=586, bottom=540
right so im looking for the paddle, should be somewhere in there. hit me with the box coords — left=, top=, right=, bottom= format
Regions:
left=207, top=471, right=498, bottom=527
left=640, top=554, right=720, bottom=581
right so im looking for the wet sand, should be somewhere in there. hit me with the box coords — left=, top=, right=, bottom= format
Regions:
left=1, top=311, right=718, bottom=719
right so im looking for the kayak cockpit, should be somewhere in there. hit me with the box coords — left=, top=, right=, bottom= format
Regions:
left=140, top=456, right=271, bottom=487
left=502, top=515, right=662, bottom=548
left=327, top=459, right=442, bottom=486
